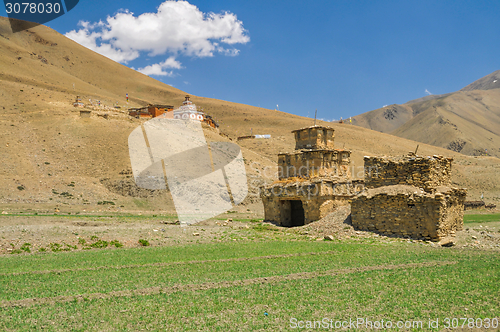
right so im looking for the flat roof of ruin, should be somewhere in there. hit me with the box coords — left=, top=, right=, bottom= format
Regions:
left=291, top=125, right=335, bottom=133
left=363, top=154, right=453, bottom=162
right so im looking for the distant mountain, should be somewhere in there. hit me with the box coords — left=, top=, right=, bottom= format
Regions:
left=461, top=70, right=500, bottom=91
left=352, top=71, right=500, bottom=158
left=404, top=93, right=452, bottom=105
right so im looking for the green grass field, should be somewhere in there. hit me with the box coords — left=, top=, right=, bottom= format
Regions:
left=464, top=213, right=500, bottom=224
left=1, top=238, right=499, bottom=331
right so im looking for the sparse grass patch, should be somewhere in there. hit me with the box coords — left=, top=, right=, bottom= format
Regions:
left=19, top=243, right=31, bottom=253
left=132, top=198, right=149, bottom=209
left=64, top=243, right=77, bottom=250
left=59, top=192, right=73, bottom=198
left=464, top=213, right=500, bottom=223
left=253, top=223, right=280, bottom=232
left=110, top=240, right=123, bottom=248
left=4, top=236, right=126, bottom=254
left=90, top=240, right=109, bottom=249
left=49, top=243, right=67, bottom=252
left=97, top=200, right=115, bottom=205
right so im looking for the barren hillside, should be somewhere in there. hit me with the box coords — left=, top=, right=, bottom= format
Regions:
left=352, top=71, right=500, bottom=159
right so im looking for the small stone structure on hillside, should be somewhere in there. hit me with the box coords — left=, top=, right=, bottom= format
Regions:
left=351, top=153, right=467, bottom=241
left=260, top=126, right=363, bottom=227
left=79, top=110, right=91, bottom=118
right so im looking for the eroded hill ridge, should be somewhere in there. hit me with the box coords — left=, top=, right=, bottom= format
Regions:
left=353, top=70, right=500, bottom=158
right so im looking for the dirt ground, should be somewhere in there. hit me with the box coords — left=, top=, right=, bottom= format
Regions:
left=1, top=207, right=499, bottom=256
left=297, top=206, right=500, bottom=250
left=0, top=214, right=257, bottom=255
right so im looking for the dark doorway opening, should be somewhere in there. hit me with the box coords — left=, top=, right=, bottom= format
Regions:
left=280, top=200, right=305, bottom=227
left=290, top=200, right=305, bottom=227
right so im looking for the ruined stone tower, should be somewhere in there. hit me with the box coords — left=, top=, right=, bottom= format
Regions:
left=260, top=126, right=363, bottom=227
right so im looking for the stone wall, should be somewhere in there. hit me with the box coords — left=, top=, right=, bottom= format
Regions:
left=364, top=154, right=452, bottom=192
left=464, top=201, right=485, bottom=210
left=278, top=150, right=351, bottom=180
left=262, top=195, right=350, bottom=226
left=261, top=196, right=318, bottom=226
left=261, top=179, right=363, bottom=225
left=261, top=179, right=364, bottom=200
left=292, top=126, right=335, bottom=150
left=351, top=186, right=466, bottom=241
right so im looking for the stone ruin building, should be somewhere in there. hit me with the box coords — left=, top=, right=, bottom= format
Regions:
left=260, top=126, right=467, bottom=240
left=260, top=126, right=363, bottom=226
left=350, top=153, right=467, bottom=241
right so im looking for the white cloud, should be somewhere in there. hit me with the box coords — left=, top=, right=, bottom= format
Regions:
left=64, top=1, right=249, bottom=75
left=137, top=57, right=182, bottom=76
left=65, top=23, right=139, bottom=63
left=425, top=89, right=432, bottom=95
left=217, top=47, right=240, bottom=56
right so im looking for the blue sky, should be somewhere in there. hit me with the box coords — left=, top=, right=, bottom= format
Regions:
left=2, top=0, right=499, bottom=119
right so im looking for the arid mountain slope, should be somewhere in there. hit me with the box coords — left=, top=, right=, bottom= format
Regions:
left=348, top=104, right=413, bottom=134
left=461, top=70, right=500, bottom=91
left=392, top=90, right=500, bottom=157
left=352, top=71, right=500, bottom=158
left=1, top=17, right=499, bottom=212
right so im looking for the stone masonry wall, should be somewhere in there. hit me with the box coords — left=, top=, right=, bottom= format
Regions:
left=262, top=195, right=349, bottom=226
left=278, top=150, right=351, bottom=180
left=351, top=187, right=466, bottom=241
left=436, top=188, right=467, bottom=237
left=261, top=180, right=362, bottom=225
left=293, top=127, right=335, bottom=150
left=364, top=155, right=452, bottom=192
left=261, top=180, right=364, bottom=200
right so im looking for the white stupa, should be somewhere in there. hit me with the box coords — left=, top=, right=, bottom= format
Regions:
left=173, top=95, right=204, bottom=121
